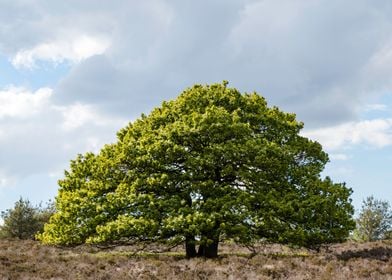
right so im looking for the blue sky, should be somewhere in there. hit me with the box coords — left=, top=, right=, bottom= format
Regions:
left=0, top=0, right=392, bottom=214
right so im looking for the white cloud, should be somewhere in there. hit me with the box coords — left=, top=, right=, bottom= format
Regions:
left=303, top=118, right=392, bottom=151
left=0, top=169, right=15, bottom=188
left=58, top=103, right=98, bottom=131
left=85, top=137, right=104, bottom=154
left=56, top=102, right=127, bottom=131
left=11, top=35, right=110, bottom=69
left=0, top=175, right=8, bottom=188
left=1, top=1, right=392, bottom=127
left=364, top=104, right=388, bottom=111
left=362, top=39, right=392, bottom=90
left=369, top=42, right=392, bottom=68
left=0, top=87, right=52, bottom=119
left=0, top=85, right=127, bottom=185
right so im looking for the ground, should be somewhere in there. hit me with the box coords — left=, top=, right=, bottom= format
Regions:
left=0, top=239, right=391, bottom=279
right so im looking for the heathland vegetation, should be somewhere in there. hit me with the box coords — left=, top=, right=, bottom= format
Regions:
left=0, top=239, right=391, bottom=279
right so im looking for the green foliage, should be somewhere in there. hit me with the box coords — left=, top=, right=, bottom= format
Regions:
left=353, top=196, right=392, bottom=241
left=1, top=198, right=55, bottom=239
left=38, top=82, right=355, bottom=257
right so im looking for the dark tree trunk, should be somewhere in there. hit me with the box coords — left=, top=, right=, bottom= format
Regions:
left=185, top=235, right=197, bottom=258
left=184, top=194, right=197, bottom=258
left=197, top=239, right=219, bottom=258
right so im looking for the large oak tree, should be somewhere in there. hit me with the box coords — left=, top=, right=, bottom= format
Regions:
left=39, top=82, right=355, bottom=258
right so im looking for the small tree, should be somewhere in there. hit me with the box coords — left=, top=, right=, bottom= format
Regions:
left=354, top=196, right=392, bottom=241
left=0, top=198, right=55, bottom=239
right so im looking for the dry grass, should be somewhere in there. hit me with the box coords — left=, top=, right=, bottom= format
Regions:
left=0, top=239, right=391, bottom=279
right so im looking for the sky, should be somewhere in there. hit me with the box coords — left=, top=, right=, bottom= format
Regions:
left=0, top=0, right=392, bottom=214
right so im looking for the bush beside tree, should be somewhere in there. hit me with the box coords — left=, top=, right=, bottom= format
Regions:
left=353, top=196, right=392, bottom=241
left=0, top=198, right=55, bottom=239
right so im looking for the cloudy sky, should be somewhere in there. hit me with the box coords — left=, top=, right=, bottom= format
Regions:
left=1, top=0, right=392, bottom=212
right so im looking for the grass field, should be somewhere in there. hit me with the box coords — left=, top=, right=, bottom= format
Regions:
left=0, top=239, right=391, bottom=279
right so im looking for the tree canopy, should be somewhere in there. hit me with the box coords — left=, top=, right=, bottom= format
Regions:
left=38, top=82, right=355, bottom=258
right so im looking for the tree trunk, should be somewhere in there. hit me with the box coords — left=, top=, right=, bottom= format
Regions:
left=185, top=235, right=197, bottom=258
left=197, top=239, right=219, bottom=258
